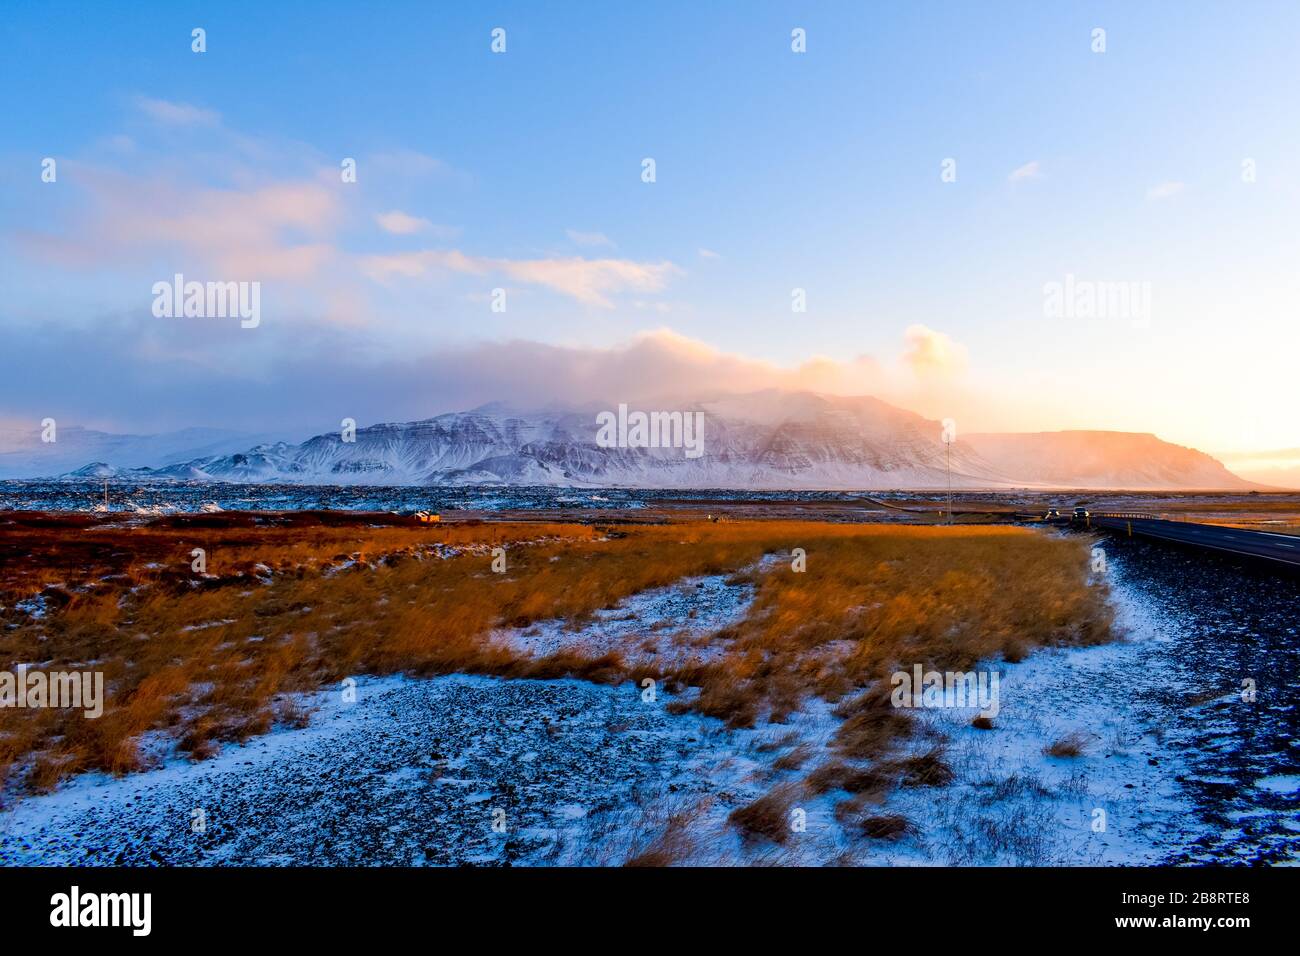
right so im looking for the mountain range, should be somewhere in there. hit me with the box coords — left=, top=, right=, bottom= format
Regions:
left=0, top=425, right=294, bottom=481
left=5, top=391, right=1260, bottom=491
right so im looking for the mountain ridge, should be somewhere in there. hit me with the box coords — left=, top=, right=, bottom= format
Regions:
left=19, top=390, right=1258, bottom=491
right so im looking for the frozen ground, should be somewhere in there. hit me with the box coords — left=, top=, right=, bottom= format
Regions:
left=886, top=537, right=1299, bottom=867
left=1, top=535, right=1294, bottom=865
left=0, top=563, right=783, bottom=865
left=0, top=553, right=832, bottom=866
left=0, top=674, right=762, bottom=865
left=1089, top=535, right=1300, bottom=864
left=862, top=561, right=1212, bottom=865
left=498, top=554, right=782, bottom=666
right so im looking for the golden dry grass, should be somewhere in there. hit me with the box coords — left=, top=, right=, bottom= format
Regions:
left=0, top=513, right=1112, bottom=798
left=668, top=524, right=1112, bottom=739
left=1044, top=731, right=1089, bottom=758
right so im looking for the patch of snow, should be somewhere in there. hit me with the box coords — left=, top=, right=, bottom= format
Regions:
left=497, top=554, right=781, bottom=665
left=179, top=619, right=236, bottom=632
left=14, top=595, right=47, bottom=619
left=839, top=556, right=1218, bottom=865
left=0, top=675, right=773, bottom=866
left=1256, top=775, right=1300, bottom=795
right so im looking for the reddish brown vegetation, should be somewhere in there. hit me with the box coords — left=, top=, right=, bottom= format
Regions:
left=0, top=512, right=1111, bottom=802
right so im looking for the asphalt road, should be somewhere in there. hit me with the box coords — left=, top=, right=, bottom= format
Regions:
left=1087, top=514, right=1300, bottom=568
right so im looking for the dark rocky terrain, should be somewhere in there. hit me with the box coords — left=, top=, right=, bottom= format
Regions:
left=1091, top=532, right=1300, bottom=864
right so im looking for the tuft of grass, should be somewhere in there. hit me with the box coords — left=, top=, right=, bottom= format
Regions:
left=727, top=784, right=801, bottom=844
left=807, top=761, right=891, bottom=796
left=893, top=747, right=955, bottom=787
left=623, top=847, right=675, bottom=867
left=772, top=744, right=813, bottom=772
left=1044, top=731, right=1089, bottom=758
left=859, top=814, right=913, bottom=840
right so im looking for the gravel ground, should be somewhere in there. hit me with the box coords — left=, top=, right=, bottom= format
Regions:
left=0, top=674, right=759, bottom=866
left=1089, top=533, right=1300, bottom=864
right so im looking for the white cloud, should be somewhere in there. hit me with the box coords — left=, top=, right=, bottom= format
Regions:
left=1008, top=160, right=1041, bottom=182
left=409, top=328, right=887, bottom=406
left=1146, top=181, right=1185, bottom=201
left=19, top=167, right=341, bottom=280
left=375, top=210, right=432, bottom=235
left=361, top=250, right=681, bottom=307
left=135, top=96, right=220, bottom=126
left=698, top=248, right=721, bottom=259
left=901, top=324, right=968, bottom=379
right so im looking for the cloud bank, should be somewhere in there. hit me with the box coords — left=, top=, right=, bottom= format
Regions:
left=0, top=315, right=966, bottom=436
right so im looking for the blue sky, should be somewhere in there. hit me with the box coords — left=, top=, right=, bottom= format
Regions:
left=2, top=1, right=1298, bottom=457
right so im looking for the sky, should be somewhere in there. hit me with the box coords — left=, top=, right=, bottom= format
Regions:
left=2, top=0, right=1298, bottom=464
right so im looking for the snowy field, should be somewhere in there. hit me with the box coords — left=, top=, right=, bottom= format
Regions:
left=6, top=534, right=1288, bottom=867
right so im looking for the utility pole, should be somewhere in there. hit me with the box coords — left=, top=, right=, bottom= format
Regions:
left=103, top=479, right=109, bottom=511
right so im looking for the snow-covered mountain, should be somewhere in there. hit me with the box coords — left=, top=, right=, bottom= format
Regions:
left=41, top=391, right=1256, bottom=490
left=961, top=431, right=1257, bottom=490
left=0, top=425, right=297, bottom=480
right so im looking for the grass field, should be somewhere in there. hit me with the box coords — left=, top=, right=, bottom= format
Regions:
left=0, top=512, right=1113, bottom=811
